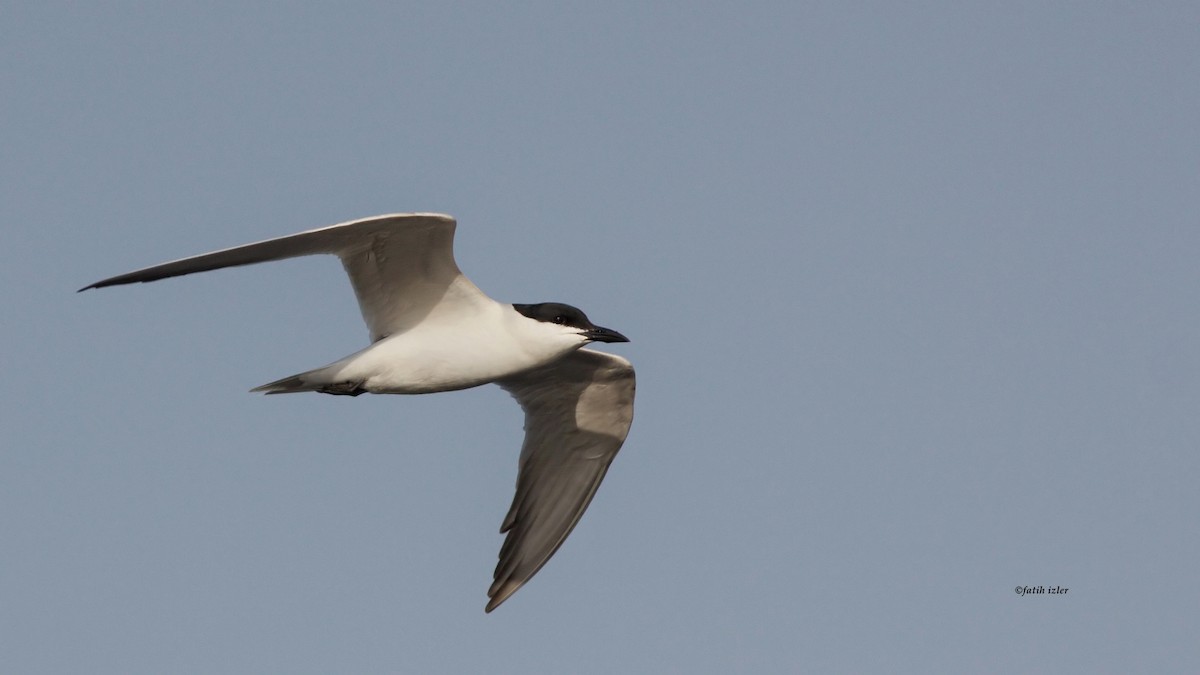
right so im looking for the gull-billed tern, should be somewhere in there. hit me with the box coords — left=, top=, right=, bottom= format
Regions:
left=80, top=213, right=635, bottom=612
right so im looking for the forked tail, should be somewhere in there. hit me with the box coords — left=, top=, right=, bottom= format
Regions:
left=250, top=372, right=322, bottom=395
left=251, top=367, right=367, bottom=396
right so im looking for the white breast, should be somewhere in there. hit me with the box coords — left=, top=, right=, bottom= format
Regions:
left=323, top=303, right=583, bottom=394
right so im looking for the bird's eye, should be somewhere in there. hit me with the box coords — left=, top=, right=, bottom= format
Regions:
left=553, top=315, right=567, bottom=325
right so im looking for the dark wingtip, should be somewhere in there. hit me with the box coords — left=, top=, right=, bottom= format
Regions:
left=79, top=276, right=138, bottom=292
left=484, top=576, right=527, bottom=613
left=78, top=277, right=119, bottom=292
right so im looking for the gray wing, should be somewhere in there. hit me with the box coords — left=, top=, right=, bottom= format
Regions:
left=80, top=213, right=490, bottom=342
left=489, top=348, right=636, bottom=612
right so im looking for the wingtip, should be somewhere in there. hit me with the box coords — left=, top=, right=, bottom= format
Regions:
left=78, top=278, right=121, bottom=292
left=484, top=594, right=506, bottom=613
left=485, top=594, right=501, bottom=613
left=485, top=579, right=523, bottom=613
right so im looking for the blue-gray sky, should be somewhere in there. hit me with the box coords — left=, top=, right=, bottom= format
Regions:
left=3, top=2, right=1199, bottom=673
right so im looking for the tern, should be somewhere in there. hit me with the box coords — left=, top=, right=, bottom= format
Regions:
left=80, top=213, right=635, bottom=612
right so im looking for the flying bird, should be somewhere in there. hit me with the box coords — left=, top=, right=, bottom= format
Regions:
left=80, top=213, right=635, bottom=612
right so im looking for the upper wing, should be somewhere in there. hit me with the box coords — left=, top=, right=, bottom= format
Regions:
left=489, top=348, right=636, bottom=612
left=80, top=213, right=490, bottom=342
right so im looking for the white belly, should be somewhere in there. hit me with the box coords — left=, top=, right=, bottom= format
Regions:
left=321, top=320, right=574, bottom=394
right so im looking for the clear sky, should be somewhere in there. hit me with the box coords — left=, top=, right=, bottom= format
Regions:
left=3, top=2, right=1199, bottom=673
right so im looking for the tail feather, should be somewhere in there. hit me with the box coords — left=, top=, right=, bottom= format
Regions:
left=251, top=372, right=321, bottom=395
left=252, top=365, right=367, bottom=396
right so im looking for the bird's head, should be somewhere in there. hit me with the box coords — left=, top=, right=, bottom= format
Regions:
left=512, top=302, right=629, bottom=349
